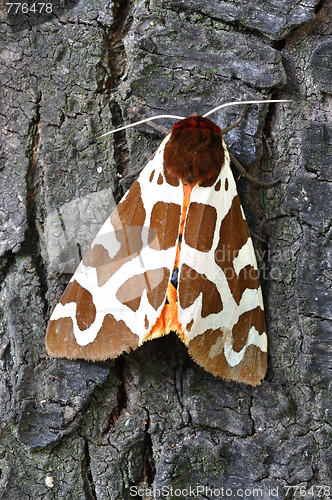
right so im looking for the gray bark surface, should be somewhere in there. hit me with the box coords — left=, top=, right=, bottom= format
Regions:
left=0, top=0, right=332, bottom=498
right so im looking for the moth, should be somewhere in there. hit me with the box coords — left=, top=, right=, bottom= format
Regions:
left=46, top=100, right=287, bottom=386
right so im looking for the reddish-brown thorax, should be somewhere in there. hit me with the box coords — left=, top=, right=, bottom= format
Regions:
left=163, top=115, right=225, bottom=186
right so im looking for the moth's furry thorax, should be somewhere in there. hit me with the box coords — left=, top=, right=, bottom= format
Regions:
left=163, top=115, right=225, bottom=186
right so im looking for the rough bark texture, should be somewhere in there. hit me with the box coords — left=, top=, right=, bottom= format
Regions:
left=1, top=0, right=332, bottom=498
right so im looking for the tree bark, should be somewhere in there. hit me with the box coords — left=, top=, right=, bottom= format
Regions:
left=1, top=0, right=332, bottom=498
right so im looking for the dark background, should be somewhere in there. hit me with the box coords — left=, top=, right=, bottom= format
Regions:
left=1, top=0, right=332, bottom=498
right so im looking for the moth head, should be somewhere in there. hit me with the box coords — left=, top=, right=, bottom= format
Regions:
left=163, top=115, right=225, bottom=187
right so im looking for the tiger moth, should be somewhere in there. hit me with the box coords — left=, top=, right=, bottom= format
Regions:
left=45, top=100, right=287, bottom=386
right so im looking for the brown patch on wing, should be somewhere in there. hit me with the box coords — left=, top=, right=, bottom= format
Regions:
left=116, top=267, right=170, bottom=311
left=46, top=314, right=139, bottom=361
left=179, top=264, right=223, bottom=318
left=113, top=181, right=146, bottom=229
left=233, top=266, right=260, bottom=304
left=149, top=201, right=181, bottom=250
left=157, top=173, right=163, bottom=185
left=164, top=167, right=180, bottom=186
left=225, top=178, right=229, bottom=191
left=83, top=244, right=111, bottom=276
left=232, top=307, right=266, bottom=353
left=84, top=181, right=146, bottom=287
left=84, top=227, right=145, bottom=288
left=215, top=179, right=221, bottom=191
left=186, top=319, right=194, bottom=332
left=215, top=195, right=259, bottom=304
left=97, top=314, right=140, bottom=357
left=188, top=329, right=266, bottom=386
left=184, top=203, right=217, bottom=252
left=149, top=170, right=155, bottom=182
left=83, top=243, right=114, bottom=288
left=60, top=280, right=96, bottom=331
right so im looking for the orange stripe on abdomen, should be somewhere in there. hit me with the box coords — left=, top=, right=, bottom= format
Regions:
left=148, top=184, right=193, bottom=339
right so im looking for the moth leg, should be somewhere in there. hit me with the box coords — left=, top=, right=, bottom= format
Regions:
left=127, top=108, right=170, bottom=135
left=219, top=104, right=248, bottom=135
left=220, top=104, right=280, bottom=187
left=249, top=229, right=266, bottom=243
left=230, top=152, right=280, bottom=187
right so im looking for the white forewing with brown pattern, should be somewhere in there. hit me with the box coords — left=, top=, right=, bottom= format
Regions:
left=46, top=115, right=267, bottom=386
